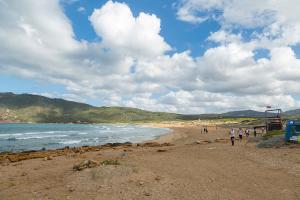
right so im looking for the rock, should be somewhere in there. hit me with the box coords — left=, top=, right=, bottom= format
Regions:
left=209, top=177, right=215, bottom=182
left=102, top=142, right=132, bottom=148
left=138, top=142, right=173, bottom=147
left=143, top=192, right=151, bottom=196
left=157, top=149, right=167, bottom=152
left=73, top=159, right=98, bottom=171
left=67, top=185, right=75, bottom=192
left=79, top=150, right=85, bottom=154
left=214, top=138, right=229, bottom=143
left=21, top=172, right=27, bottom=176
left=194, top=140, right=211, bottom=145
left=12, top=162, right=22, bottom=166
left=43, top=156, right=52, bottom=161
left=138, top=181, right=144, bottom=186
left=207, top=147, right=216, bottom=150
left=9, top=183, right=16, bottom=187
left=72, top=149, right=80, bottom=153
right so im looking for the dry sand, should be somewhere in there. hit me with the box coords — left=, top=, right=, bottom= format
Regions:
left=1, top=124, right=300, bottom=200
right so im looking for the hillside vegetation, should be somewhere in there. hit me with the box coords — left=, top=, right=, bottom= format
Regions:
left=1, top=92, right=300, bottom=123
left=0, top=93, right=178, bottom=123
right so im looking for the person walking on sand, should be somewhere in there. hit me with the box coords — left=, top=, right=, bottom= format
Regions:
left=245, top=128, right=250, bottom=141
left=253, top=127, right=257, bottom=142
left=238, top=128, right=243, bottom=143
left=230, top=128, right=235, bottom=146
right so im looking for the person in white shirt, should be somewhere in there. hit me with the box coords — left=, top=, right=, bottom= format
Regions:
left=238, top=128, right=243, bottom=143
left=230, top=128, right=235, bottom=146
left=245, top=128, right=250, bottom=140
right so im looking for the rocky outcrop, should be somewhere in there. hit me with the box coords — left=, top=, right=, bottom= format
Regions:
left=0, top=141, right=172, bottom=163
left=73, top=160, right=98, bottom=171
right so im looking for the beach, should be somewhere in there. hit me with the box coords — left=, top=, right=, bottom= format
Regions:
left=1, top=123, right=300, bottom=200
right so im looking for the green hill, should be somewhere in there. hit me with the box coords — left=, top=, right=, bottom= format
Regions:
left=0, top=93, right=178, bottom=123
left=2, top=92, right=300, bottom=123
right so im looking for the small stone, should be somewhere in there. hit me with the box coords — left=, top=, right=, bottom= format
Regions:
left=138, top=181, right=144, bottom=186
left=79, top=150, right=85, bottom=154
left=43, top=156, right=52, bottom=161
left=73, top=159, right=98, bottom=171
left=9, top=183, right=16, bottom=187
left=157, top=149, right=167, bottom=152
left=209, top=177, right=215, bottom=182
left=12, top=162, right=22, bottom=166
left=143, top=192, right=151, bottom=196
left=67, top=185, right=75, bottom=192
left=21, top=172, right=27, bottom=176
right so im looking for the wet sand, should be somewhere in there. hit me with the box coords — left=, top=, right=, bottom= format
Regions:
left=0, top=124, right=300, bottom=200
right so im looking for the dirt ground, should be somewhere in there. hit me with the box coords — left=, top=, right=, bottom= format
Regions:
left=1, top=125, right=300, bottom=200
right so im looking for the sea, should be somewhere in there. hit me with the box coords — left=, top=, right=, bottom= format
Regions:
left=0, top=123, right=170, bottom=152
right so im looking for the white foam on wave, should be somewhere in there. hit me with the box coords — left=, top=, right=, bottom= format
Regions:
left=17, top=134, right=68, bottom=140
left=24, top=132, right=39, bottom=135
left=0, top=133, right=23, bottom=137
left=59, top=140, right=82, bottom=145
left=78, top=132, right=88, bottom=135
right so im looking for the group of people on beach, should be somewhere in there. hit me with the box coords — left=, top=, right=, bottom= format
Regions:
left=229, top=127, right=260, bottom=146
left=202, top=127, right=208, bottom=134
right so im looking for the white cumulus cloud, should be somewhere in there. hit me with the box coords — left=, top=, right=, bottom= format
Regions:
left=1, top=0, right=300, bottom=114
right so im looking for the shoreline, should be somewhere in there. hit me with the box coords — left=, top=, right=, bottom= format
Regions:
left=0, top=121, right=225, bottom=157
left=0, top=124, right=179, bottom=163
left=1, top=124, right=300, bottom=200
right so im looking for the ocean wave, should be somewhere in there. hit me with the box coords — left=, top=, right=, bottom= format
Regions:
left=0, top=124, right=170, bottom=152
left=6, top=137, right=17, bottom=141
left=14, top=134, right=68, bottom=140
left=78, top=132, right=88, bottom=135
left=0, top=133, right=23, bottom=137
left=59, top=140, right=82, bottom=145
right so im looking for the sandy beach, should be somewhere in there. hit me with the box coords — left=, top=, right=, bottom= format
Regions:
left=1, top=123, right=300, bottom=200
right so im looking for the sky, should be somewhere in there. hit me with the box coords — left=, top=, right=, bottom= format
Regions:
left=1, top=0, right=300, bottom=114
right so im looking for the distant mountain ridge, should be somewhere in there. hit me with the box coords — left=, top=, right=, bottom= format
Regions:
left=0, top=92, right=177, bottom=123
left=0, top=92, right=300, bottom=123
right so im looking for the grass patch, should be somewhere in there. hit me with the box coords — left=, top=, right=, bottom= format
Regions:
left=258, top=130, right=286, bottom=148
left=263, top=130, right=284, bottom=140
left=100, top=160, right=120, bottom=166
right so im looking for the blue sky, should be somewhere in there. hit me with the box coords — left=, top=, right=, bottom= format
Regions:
left=63, top=0, right=221, bottom=56
left=1, top=0, right=300, bottom=113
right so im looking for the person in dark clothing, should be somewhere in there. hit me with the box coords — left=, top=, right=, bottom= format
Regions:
left=253, top=127, right=257, bottom=142
left=230, top=128, right=235, bottom=146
